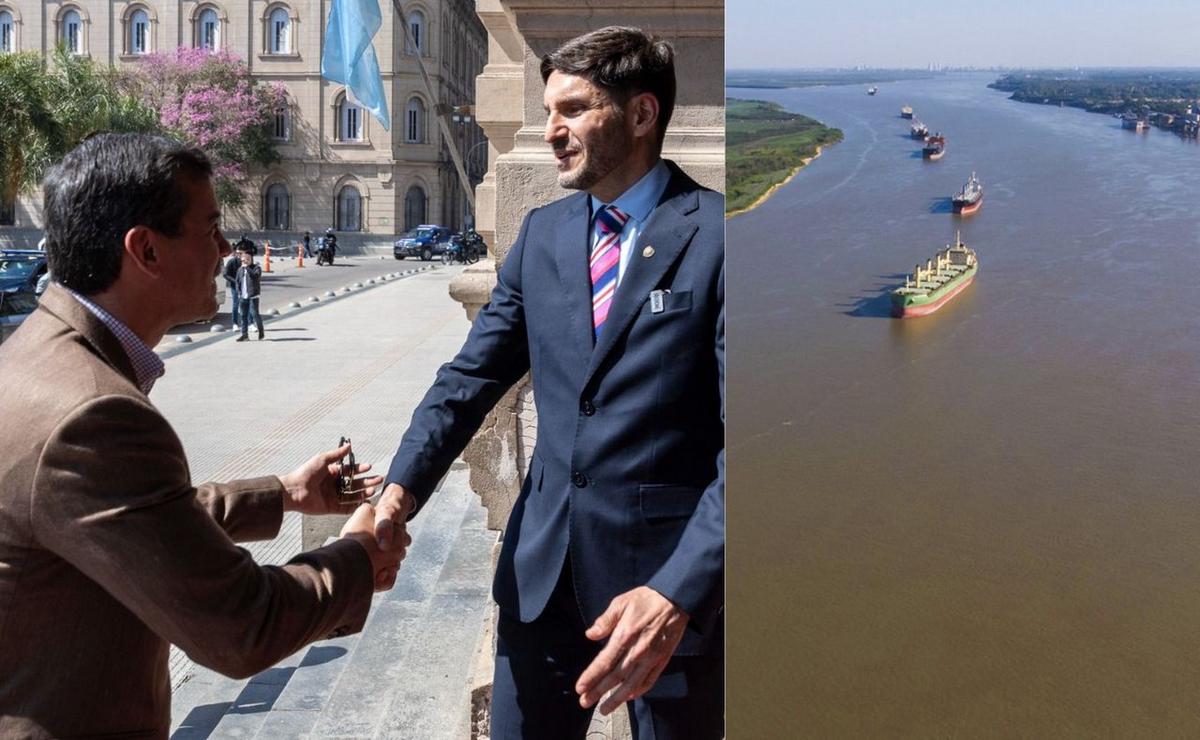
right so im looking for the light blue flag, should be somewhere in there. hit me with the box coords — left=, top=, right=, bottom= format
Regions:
left=322, top=0, right=390, bottom=130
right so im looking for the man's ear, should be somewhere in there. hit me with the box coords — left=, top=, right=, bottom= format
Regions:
left=124, top=226, right=162, bottom=279
left=630, top=92, right=660, bottom=141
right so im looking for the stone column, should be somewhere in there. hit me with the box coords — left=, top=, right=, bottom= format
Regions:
left=453, top=2, right=724, bottom=737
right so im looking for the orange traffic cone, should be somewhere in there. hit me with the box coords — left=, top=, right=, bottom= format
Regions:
left=297, top=243, right=305, bottom=268
left=264, top=240, right=272, bottom=272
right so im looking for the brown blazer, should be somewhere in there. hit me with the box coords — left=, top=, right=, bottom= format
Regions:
left=0, top=285, right=374, bottom=738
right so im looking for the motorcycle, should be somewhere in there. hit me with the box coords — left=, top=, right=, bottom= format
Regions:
left=441, top=232, right=483, bottom=265
left=316, top=235, right=337, bottom=266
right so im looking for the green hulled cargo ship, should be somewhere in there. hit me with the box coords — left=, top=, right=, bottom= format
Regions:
left=891, top=234, right=978, bottom=318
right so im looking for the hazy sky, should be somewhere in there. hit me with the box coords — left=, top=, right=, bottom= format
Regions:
left=727, top=0, right=1200, bottom=69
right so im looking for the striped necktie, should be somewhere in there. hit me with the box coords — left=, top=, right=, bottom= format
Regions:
left=590, top=205, right=629, bottom=341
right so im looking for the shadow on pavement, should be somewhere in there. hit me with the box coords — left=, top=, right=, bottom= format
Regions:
left=170, top=648, right=347, bottom=738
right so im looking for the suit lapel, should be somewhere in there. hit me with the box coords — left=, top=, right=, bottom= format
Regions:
left=583, top=180, right=700, bottom=388
left=37, top=284, right=140, bottom=388
left=550, top=192, right=596, bottom=368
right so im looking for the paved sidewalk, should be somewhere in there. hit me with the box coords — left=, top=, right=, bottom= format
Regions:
left=146, top=265, right=495, bottom=738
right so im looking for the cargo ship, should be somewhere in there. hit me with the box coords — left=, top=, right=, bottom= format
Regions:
left=900, top=105, right=913, bottom=119
left=951, top=171, right=983, bottom=215
left=1120, top=112, right=1148, bottom=132
left=910, top=120, right=929, bottom=140
left=922, top=133, right=945, bottom=160
left=891, top=234, right=978, bottom=318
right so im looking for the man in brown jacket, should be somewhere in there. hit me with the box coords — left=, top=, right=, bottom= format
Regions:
left=0, top=133, right=407, bottom=738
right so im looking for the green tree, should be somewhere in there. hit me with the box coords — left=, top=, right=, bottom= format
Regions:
left=0, top=49, right=158, bottom=206
left=0, top=52, right=62, bottom=206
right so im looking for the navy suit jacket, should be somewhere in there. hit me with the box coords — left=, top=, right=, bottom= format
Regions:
left=387, top=161, right=724, bottom=654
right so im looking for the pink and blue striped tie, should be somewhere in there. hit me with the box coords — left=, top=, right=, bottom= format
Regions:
left=590, top=205, right=628, bottom=341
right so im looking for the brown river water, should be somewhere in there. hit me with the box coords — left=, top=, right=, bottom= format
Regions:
left=727, top=73, right=1200, bottom=736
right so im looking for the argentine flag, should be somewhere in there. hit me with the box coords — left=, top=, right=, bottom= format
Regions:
left=322, top=0, right=391, bottom=130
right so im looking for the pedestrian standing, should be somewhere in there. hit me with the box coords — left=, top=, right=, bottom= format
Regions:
left=235, top=250, right=264, bottom=341
left=223, top=247, right=242, bottom=326
left=303, top=230, right=312, bottom=258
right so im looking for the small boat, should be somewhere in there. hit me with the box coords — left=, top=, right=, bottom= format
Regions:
left=910, top=120, right=929, bottom=140
left=900, top=105, right=913, bottom=119
left=867, top=86, right=878, bottom=96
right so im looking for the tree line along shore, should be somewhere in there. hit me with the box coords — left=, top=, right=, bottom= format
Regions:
left=989, top=72, right=1200, bottom=116
left=726, top=98, right=842, bottom=216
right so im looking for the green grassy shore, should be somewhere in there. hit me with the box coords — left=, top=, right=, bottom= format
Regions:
left=726, top=98, right=843, bottom=216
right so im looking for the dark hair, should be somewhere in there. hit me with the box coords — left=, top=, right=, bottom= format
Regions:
left=43, top=133, right=213, bottom=295
left=540, top=26, right=676, bottom=151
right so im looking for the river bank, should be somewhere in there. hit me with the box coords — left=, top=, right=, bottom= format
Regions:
left=725, top=146, right=823, bottom=218
left=726, top=98, right=842, bottom=215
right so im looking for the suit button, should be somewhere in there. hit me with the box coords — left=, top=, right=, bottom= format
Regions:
left=571, top=471, right=587, bottom=488
left=580, top=400, right=595, bottom=416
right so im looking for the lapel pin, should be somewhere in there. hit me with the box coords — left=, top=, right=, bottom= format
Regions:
left=642, top=245, right=655, bottom=258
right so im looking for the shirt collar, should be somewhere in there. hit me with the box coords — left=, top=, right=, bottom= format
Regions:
left=589, top=159, right=671, bottom=225
left=66, top=288, right=165, bottom=395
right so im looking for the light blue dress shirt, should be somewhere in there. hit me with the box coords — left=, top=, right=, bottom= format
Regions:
left=588, top=159, right=672, bottom=286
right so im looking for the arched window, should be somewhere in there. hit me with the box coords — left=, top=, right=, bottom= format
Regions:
left=197, top=7, right=220, bottom=51
left=61, top=9, right=82, bottom=54
left=337, top=186, right=362, bottom=231
left=267, top=6, right=290, bottom=54
left=405, top=97, right=424, bottom=143
left=0, top=11, right=14, bottom=53
left=404, top=186, right=426, bottom=231
left=338, top=95, right=363, bottom=141
left=406, top=11, right=424, bottom=55
left=128, top=9, right=150, bottom=55
left=272, top=105, right=290, bottom=140
left=264, top=183, right=290, bottom=230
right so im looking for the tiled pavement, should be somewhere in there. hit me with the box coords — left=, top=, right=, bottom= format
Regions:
left=149, top=265, right=497, bottom=739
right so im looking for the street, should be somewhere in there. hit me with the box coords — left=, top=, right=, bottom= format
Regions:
left=167, top=256, right=456, bottom=340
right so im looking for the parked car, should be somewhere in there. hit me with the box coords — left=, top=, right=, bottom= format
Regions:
left=0, top=250, right=48, bottom=293
left=0, top=287, right=38, bottom=345
left=393, top=225, right=454, bottom=261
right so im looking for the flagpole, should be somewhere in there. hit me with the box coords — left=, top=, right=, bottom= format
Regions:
left=387, top=0, right=477, bottom=215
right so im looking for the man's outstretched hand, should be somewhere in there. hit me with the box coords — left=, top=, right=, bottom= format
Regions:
left=340, top=503, right=410, bottom=591
left=575, top=586, right=689, bottom=715
left=279, top=441, right=383, bottom=515
left=374, top=482, right=416, bottom=551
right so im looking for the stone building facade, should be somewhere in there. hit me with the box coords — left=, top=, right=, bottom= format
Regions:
left=0, top=0, right=486, bottom=241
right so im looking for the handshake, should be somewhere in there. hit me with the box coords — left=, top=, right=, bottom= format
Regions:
left=279, top=440, right=417, bottom=593
left=340, top=501, right=411, bottom=592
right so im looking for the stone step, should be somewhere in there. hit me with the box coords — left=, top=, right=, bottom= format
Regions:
left=372, top=498, right=495, bottom=739
left=302, top=466, right=482, bottom=738
left=169, top=465, right=491, bottom=738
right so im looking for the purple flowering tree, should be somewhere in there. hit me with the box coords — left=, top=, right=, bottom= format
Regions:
left=119, top=49, right=287, bottom=207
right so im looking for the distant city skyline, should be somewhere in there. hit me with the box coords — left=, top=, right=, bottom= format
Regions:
left=727, top=1, right=1200, bottom=70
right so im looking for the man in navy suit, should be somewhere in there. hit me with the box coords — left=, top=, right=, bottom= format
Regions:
left=376, top=26, right=723, bottom=739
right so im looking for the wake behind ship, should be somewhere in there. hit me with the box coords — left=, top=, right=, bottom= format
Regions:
left=891, top=234, right=978, bottom=318
left=952, top=172, right=983, bottom=215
